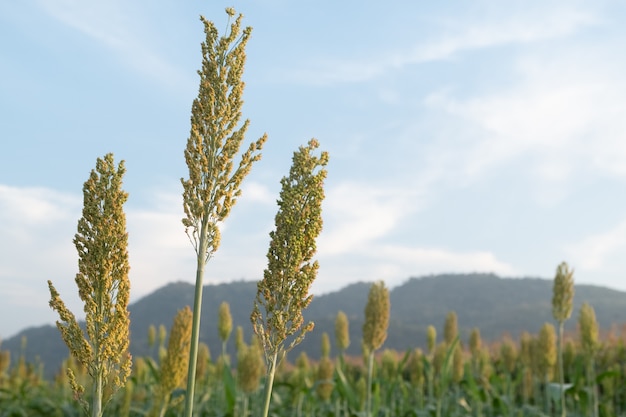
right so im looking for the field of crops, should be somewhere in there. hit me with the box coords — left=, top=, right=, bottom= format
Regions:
left=1, top=308, right=625, bottom=417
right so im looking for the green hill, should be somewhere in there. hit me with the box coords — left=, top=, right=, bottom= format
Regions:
left=4, top=273, right=626, bottom=379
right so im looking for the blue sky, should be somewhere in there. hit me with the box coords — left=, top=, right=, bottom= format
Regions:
left=2, top=0, right=626, bottom=338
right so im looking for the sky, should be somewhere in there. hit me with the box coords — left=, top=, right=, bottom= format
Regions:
left=2, top=0, right=626, bottom=339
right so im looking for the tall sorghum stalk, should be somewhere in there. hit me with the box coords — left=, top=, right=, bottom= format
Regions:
left=316, top=333, right=335, bottom=402
left=469, top=327, right=482, bottom=377
left=538, top=322, right=557, bottom=414
left=500, top=335, right=518, bottom=402
left=237, top=337, right=264, bottom=417
left=48, top=153, right=131, bottom=417
left=426, top=325, right=436, bottom=404
left=552, top=262, right=574, bottom=417
left=579, top=302, right=599, bottom=417
left=334, top=310, right=350, bottom=413
left=149, top=307, right=193, bottom=417
left=407, top=348, right=425, bottom=408
left=519, top=331, right=534, bottom=404
left=251, top=139, right=328, bottom=417
left=218, top=301, right=233, bottom=363
left=181, top=8, right=266, bottom=417
left=362, top=281, right=390, bottom=417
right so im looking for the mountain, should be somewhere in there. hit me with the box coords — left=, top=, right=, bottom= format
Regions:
left=3, top=273, right=626, bottom=379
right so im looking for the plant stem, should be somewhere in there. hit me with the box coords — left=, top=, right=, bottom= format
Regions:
left=366, top=351, right=374, bottom=417
left=260, top=351, right=278, bottom=417
left=184, top=235, right=208, bottom=417
left=93, top=370, right=103, bottom=417
left=558, top=321, right=566, bottom=417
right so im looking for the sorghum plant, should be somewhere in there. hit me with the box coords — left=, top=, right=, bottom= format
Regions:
left=579, top=302, right=599, bottom=417
left=251, top=139, right=328, bottom=417
left=181, top=8, right=266, bottom=417
left=552, top=261, right=574, bottom=417
left=48, top=153, right=131, bottom=417
left=335, top=310, right=350, bottom=354
left=362, top=280, right=390, bottom=417
left=218, top=301, right=233, bottom=362
left=149, top=306, right=193, bottom=417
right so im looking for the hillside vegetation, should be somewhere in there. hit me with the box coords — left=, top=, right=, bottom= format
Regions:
left=4, top=273, right=626, bottom=379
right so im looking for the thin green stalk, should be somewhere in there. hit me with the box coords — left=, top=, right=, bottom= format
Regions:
left=558, top=321, right=566, bottom=417
left=241, top=394, right=249, bottom=417
left=260, top=352, right=278, bottom=417
left=296, top=391, right=304, bottom=417
left=184, top=245, right=207, bottom=416
left=93, top=370, right=102, bottom=417
left=426, top=359, right=434, bottom=407
left=543, top=374, right=550, bottom=414
left=589, top=361, right=598, bottom=417
left=366, top=351, right=374, bottom=417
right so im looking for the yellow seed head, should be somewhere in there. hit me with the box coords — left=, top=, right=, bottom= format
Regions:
left=362, top=281, right=390, bottom=352
left=296, top=351, right=311, bottom=372
left=47, top=153, right=132, bottom=408
left=444, top=311, right=458, bottom=345
left=406, top=348, right=424, bottom=386
left=196, top=342, right=211, bottom=381
left=452, top=345, right=465, bottom=383
left=158, top=325, right=167, bottom=348
left=321, top=332, right=331, bottom=358
left=499, top=336, right=518, bottom=373
left=552, top=262, right=575, bottom=323
left=316, top=356, right=335, bottom=401
left=426, top=325, right=437, bottom=355
left=251, top=140, right=328, bottom=361
left=433, top=342, right=447, bottom=375
left=335, top=310, right=350, bottom=352
left=148, top=325, right=156, bottom=349
left=181, top=9, right=266, bottom=263
left=469, top=327, right=481, bottom=357
left=160, top=306, right=193, bottom=393
left=537, top=322, right=557, bottom=380
left=579, top=302, right=598, bottom=356
left=237, top=342, right=264, bottom=394
left=218, top=301, right=233, bottom=344
left=520, top=331, right=533, bottom=368
left=235, top=325, right=245, bottom=353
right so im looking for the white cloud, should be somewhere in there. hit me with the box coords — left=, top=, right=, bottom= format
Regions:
left=565, top=220, right=626, bottom=270
left=318, top=182, right=418, bottom=255
left=240, top=181, right=275, bottom=205
left=408, top=6, right=597, bottom=62
left=37, top=0, right=188, bottom=89
left=314, top=242, right=516, bottom=293
left=420, top=37, right=626, bottom=207
left=0, top=184, right=79, bottom=226
left=0, top=185, right=82, bottom=337
left=0, top=185, right=79, bottom=270
left=376, top=244, right=517, bottom=275
left=285, top=4, right=598, bottom=85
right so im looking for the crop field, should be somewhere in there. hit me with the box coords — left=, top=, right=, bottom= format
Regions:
left=1, top=310, right=625, bottom=417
